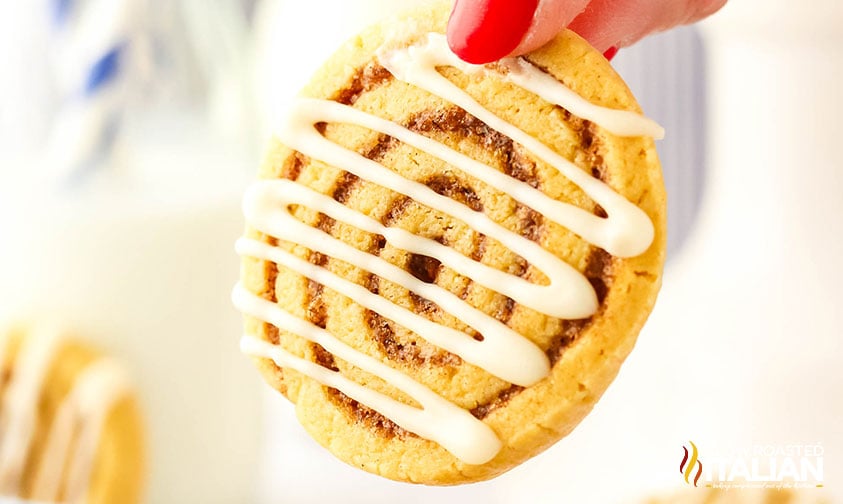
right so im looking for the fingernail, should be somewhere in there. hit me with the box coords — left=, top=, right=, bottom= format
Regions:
left=447, top=0, right=540, bottom=64
left=603, top=45, right=619, bottom=61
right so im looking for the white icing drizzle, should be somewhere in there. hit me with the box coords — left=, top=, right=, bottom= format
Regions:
left=376, top=33, right=655, bottom=257
left=237, top=31, right=662, bottom=463
left=233, top=286, right=502, bottom=465
left=0, top=327, right=131, bottom=502
left=241, top=180, right=550, bottom=386
left=401, top=34, right=665, bottom=140
left=287, top=96, right=647, bottom=261
left=498, top=56, right=665, bottom=139
left=276, top=101, right=598, bottom=319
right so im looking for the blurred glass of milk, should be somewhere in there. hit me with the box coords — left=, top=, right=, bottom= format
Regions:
left=0, top=1, right=264, bottom=503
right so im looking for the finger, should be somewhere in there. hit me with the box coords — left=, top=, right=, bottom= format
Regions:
left=567, top=0, right=727, bottom=53
left=509, top=0, right=591, bottom=57
left=447, top=0, right=589, bottom=64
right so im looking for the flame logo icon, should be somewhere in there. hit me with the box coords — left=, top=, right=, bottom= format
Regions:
left=680, top=441, right=703, bottom=487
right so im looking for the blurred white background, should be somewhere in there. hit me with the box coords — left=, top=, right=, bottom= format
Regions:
left=1, top=0, right=841, bottom=502
left=0, top=1, right=263, bottom=502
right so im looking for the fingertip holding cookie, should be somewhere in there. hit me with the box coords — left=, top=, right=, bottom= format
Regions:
left=446, top=0, right=540, bottom=63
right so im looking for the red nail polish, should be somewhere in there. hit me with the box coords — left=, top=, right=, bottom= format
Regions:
left=447, top=0, right=540, bottom=64
left=603, top=45, right=619, bottom=61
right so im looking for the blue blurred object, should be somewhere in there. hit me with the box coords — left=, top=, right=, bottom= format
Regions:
left=52, top=0, right=72, bottom=24
left=83, top=44, right=124, bottom=96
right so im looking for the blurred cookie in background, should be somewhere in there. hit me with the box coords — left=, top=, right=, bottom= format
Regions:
left=0, top=323, right=144, bottom=504
left=642, top=487, right=833, bottom=504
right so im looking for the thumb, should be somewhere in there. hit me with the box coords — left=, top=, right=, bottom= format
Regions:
left=447, top=0, right=589, bottom=64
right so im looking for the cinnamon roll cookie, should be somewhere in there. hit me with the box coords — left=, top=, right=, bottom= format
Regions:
left=0, top=323, right=144, bottom=503
left=235, top=1, right=666, bottom=484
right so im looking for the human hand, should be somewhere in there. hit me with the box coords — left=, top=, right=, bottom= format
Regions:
left=447, top=0, right=727, bottom=64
